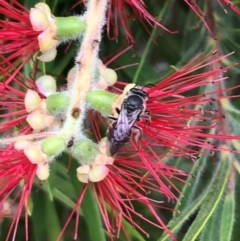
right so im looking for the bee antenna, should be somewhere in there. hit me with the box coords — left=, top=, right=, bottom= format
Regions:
left=143, top=84, right=156, bottom=90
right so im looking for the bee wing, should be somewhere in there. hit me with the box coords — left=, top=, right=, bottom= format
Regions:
left=108, top=101, right=143, bottom=155
left=114, top=107, right=131, bottom=139
left=115, top=102, right=142, bottom=137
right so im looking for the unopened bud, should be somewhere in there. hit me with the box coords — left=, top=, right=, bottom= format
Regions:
left=24, top=144, right=47, bottom=164
left=46, top=92, right=69, bottom=115
left=36, top=75, right=57, bottom=97
left=36, top=162, right=50, bottom=180
left=26, top=110, right=48, bottom=131
left=41, top=136, right=66, bottom=156
left=102, top=68, right=117, bottom=87
left=86, top=90, right=117, bottom=116
left=72, top=139, right=99, bottom=164
left=24, top=89, right=42, bottom=113
left=38, top=32, right=56, bottom=53
left=14, top=141, right=31, bottom=151
left=34, top=3, right=51, bottom=18
left=30, top=8, right=49, bottom=31
left=38, top=47, right=57, bottom=62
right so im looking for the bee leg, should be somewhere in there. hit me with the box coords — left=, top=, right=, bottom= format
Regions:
left=107, top=115, right=117, bottom=127
left=141, top=109, right=151, bottom=124
left=108, top=108, right=120, bottom=122
left=115, top=107, right=120, bottom=115
left=144, top=108, right=150, bottom=116
left=108, top=115, right=117, bottom=121
left=132, top=126, right=143, bottom=149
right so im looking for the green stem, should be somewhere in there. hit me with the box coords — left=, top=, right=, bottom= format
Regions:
left=133, top=3, right=169, bottom=84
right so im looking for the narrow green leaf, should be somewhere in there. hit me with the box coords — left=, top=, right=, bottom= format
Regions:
left=53, top=188, right=78, bottom=210
left=182, top=158, right=231, bottom=241
left=199, top=197, right=224, bottom=241
left=158, top=192, right=208, bottom=241
left=221, top=99, right=240, bottom=138
left=122, top=218, right=146, bottom=241
left=231, top=171, right=240, bottom=241
left=183, top=154, right=216, bottom=211
left=220, top=191, right=235, bottom=241
left=174, top=154, right=208, bottom=217
left=31, top=189, right=63, bottom=241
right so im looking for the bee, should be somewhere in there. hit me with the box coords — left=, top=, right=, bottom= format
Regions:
left=107, top=85, right=150, bottom=156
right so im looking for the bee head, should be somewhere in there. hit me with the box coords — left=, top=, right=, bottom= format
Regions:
left=124, top=86, right=149, bottom=113
left=128, top=86, right=149, bottom=100
left=126, top=94, right=144, bottom=113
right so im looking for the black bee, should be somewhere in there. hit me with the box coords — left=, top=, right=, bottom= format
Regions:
left=107, top=85, right=150, bottom=156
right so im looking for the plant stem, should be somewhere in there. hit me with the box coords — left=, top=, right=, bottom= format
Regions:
left=62, top=0, right=108, bottom=141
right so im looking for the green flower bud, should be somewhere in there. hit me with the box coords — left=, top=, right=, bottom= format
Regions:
left=72, top=139, right=99, bottom=164
left=46, top=92, right=69, bottom=115
left=41, top=136, right=66, bottom=156
left=86, top=90, right=117, bottom=116
left=55, top=16, right=86, bottom=41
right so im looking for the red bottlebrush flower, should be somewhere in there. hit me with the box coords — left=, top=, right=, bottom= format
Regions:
left=0, top=0, right=39, bottom=63
left=106, top=0, right=178, bottom=43
left=184, top=0, right=240, bottom=35
left=0, top=57, right=40, bottom=133
left=76, top=50, right=239, bottom=241
left=217, top=0, right=240, bottom=15
left=72, top=0, right=177, bottom=43
left=110, top=50, right=239, bottom=160
left=0, top=55, right=59, bottom=134
left=93, top=158, right=187, bottom=241
left=0, top=145, right=37, bottom=241
left=183, top=0, right=215, bottom=37
left=58, top=135, right=189, bottom=241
